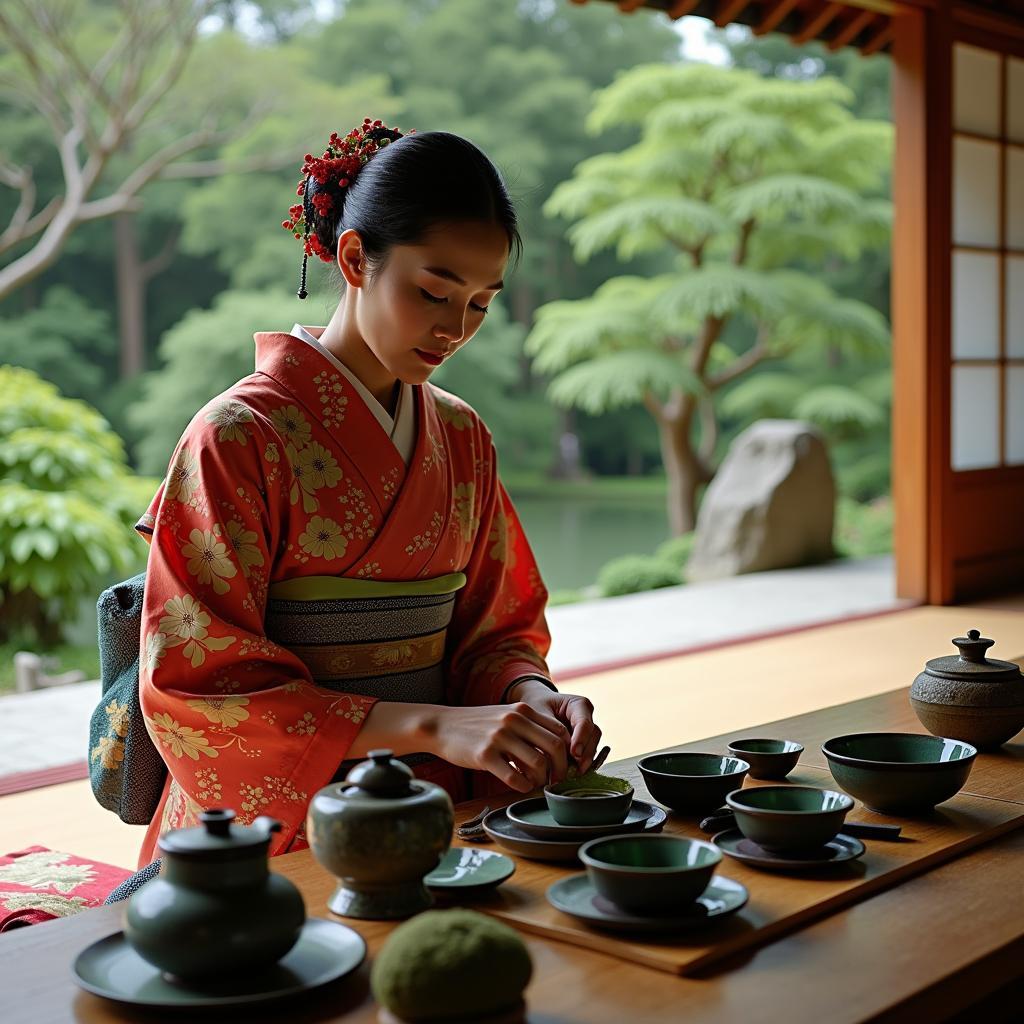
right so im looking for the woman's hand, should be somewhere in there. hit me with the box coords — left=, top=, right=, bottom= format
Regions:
left=423, top=701, right=572, bottom=794
left=505, top=678, right=602, bottom=777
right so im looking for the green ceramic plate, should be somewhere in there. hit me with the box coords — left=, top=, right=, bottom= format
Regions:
left=506, top=798, right=661, bottom=841
left=482, top=805, right=667, bottom=862
left=546, top=873, right=748, bottom=934
left=712, top=828, right=865, bottom=872
left=72, top=918, right=366, bottom=1008
left=425, top=847, right=516, bottom=891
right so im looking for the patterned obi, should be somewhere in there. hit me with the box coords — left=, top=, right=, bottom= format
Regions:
left=264, top=572, right=467, bottom=779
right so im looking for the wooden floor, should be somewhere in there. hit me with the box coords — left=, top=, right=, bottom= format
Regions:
left=2, top=593, right=1022, bottom=870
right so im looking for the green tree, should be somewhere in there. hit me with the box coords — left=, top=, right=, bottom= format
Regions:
left=526, top=63, right=892, bottom=533
left=0, top=367, right=154, bottom=645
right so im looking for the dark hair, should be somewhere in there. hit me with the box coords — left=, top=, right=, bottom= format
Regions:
left=302, top=130, right=522, bottom=293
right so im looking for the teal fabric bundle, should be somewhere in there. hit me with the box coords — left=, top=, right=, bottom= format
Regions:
left=88, top=574, right=168, bottom=825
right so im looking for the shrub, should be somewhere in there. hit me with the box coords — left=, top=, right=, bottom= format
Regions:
left=0, top=367, right=155, bottom=645
left=835, top=496, right=893, bottom=559
left=654, top=533, right=696, bottom=575
left=597, top=555, right=681, bottom=598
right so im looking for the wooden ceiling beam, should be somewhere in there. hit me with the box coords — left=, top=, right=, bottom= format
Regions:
left=617, top=0, right=648, bottom=11
left=827, top=9, right=878, bottom=51
left=753, top=0, right=801, bottom=36
left=667, top=0, right=702, bottom=18
left=791, top=1, right=844, bottom=46
left=714, top=0, right=751, bottom=28
left=859, top=21, right=894, bottom=56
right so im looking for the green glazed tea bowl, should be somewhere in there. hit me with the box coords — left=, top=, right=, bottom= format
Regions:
left=637, top=753, right=750, bottom=814
left=725, top=786, right=853, bottom=851
left=726, top=738, right=804, bottom=781
left=544, top=772, right=633, bottom=826
left=578, top=834, right=721, bottom=914
left=821, top=733, right=977, bottom=814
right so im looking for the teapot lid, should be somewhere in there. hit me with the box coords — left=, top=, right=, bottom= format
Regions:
left=345, top=749, right=415, bottom=798
left=924, top=629, right=1022, bottom=682
left=158, top=809, right=281, bottom=862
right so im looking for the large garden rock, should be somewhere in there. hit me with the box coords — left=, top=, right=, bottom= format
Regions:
left=687, top=420, right=835, bottom=581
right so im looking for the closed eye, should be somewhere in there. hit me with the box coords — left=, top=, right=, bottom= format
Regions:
left=420, top=288, right=489, bottom=315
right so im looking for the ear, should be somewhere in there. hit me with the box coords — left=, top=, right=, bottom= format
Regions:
left=336, top=228, right=368, bottom=288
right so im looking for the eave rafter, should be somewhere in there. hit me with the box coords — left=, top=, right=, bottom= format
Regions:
left=792, top=1, right=845, bottom=45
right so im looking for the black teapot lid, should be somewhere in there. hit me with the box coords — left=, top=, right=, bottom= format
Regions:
left=924, top=629, right=1022, bottom=681
left=345, top=749, right=415, bottom=798
left=158, top=809, right=282, bottom=862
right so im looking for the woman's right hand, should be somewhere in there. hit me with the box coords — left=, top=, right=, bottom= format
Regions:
left=424, top=702, right=572, bottom=793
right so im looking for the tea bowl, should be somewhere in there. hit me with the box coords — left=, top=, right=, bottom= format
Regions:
left=726, top=738, right=804, bottom=781
left=637, top=752, right=749, bottom=814
left=822, top=733, right=977, bottom=814
left=725, top=786, right=853, bottom=851
left=544, top=772, right=633, bottom=827
left=578, top=834, right=721, bottom=914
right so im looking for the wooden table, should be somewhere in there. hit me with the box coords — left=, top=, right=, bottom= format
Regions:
left=3, top=686, right=1023, bottom=1024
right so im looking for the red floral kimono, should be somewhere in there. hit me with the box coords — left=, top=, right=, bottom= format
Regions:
left=135, top=331, right=551, bottom=867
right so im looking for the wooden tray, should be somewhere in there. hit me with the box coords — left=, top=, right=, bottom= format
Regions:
left=471, top=764, right=1024, bottom=975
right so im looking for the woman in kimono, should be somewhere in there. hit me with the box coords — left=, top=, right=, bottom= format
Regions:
left=133, top=119, right=602, bottom=866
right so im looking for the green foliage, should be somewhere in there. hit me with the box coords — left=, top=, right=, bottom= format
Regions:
left=0, top=287, right=115, bottom=411
left=654, top=533, right=696, bottom=574
left=835, top=497, right=893, bottom=559
left=129, top=289, right=304, bottom=475
left=0, top=368, right=154, bottom=644
left=596, top=554, right=680, bottom=597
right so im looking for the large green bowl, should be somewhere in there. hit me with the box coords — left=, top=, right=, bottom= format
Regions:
left=822, top=733, right=977, bottom=814
left=725, top=786, right=853, bottom=851
left=578, top=834, right=721, bottom=914
left=637, top=753, right=749, bottom=814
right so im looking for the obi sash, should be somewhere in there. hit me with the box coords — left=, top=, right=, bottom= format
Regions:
left=263, top=572, right=467, bottom=779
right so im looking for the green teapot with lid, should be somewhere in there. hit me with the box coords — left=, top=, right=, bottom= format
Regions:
left=307, top=749, right=454, bottom=920
left=124, top=809, right=305, bottom=981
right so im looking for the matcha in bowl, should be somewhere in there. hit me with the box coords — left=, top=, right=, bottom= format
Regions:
left=544, top=770, right=634, bottom=826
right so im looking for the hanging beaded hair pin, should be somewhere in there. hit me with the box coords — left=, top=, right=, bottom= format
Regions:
left=282, top=117, right=412, bottom=299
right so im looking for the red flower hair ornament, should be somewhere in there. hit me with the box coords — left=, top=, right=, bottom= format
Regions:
left=283, top=117, right=412, bottom=299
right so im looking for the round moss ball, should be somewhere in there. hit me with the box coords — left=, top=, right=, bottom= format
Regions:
left=370, top=909, right=532, bottom=1021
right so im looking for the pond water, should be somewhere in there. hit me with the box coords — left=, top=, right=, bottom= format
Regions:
left=510, top=492, right=671, bottom=593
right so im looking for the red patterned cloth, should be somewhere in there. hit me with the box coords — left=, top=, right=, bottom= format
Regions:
left=0, top=846, right=132, bottom=931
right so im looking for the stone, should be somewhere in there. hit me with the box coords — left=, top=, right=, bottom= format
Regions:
left=687, top=420, right=835, bottom=582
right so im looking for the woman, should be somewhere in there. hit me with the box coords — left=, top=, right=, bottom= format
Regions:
left=132, top=119, right=602, bottom=866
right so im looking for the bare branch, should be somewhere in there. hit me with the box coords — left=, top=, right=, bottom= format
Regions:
left=160, top=152, right=297, bottom=180
left=698, top=395, right=718, bottom=465
left=140, top=224, right=182, bottom=281
left=0, top=161, right=38, bottom=251
left=732, top=217, right=756, bottom=266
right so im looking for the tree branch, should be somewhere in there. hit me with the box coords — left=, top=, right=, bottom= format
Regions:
left=140, top=224, right=182, bottom=281
left=698, top=394, right=718, bottom=466
left=709, top=340, right=768, bottom=391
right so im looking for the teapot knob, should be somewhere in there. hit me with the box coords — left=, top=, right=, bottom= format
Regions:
left=252, top=816, right=284, bottom=839
left=200, top=808, right=236, bottom=837
left=952, top=628, right=995, bottom=664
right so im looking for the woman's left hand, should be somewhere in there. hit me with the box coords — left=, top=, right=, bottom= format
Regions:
left=506, top=679, right=602, bottom=782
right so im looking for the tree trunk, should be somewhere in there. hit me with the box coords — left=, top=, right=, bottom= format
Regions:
left=115, top=212, right=146, bottom=378
left=655, top=401, right=708, bottom=535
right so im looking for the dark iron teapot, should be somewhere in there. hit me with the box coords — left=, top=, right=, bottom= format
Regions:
left=124, top=809, right=305, bottom=981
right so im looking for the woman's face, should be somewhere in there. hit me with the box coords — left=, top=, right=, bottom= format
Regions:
left=342, top=220, right=509, bottom=385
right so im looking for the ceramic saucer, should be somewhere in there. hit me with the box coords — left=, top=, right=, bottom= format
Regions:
left=425, top=847, right=515, bottom=892
left=483, top=805, right=667, bottom=862
left=712, top=829, right=866, bottom=871
left=72, top=918, right=366, bottom=1008
left=546, top=873, right=748, bottom=934
left=506, top=797, right=662, bottom=841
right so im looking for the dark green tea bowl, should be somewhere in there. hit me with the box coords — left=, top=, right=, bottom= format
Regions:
left=726, top=738, right=804, bottom=780
left=578, top=834, right=721, bottom=914
left=822, top=733, right=978, bottom=814
left=637, top=752, right=750, bottom=814
left=725, top=786, right=853, bottom=851
left=544, top=772, right=634, bottom=826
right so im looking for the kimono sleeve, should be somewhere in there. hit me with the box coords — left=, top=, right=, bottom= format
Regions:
left=445, top=437, right=554, bottom=708
left=136, top=401, right=376, bottom=854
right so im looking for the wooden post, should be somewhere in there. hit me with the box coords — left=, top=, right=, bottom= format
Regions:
left=890, top=4, right=954, bottom=603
